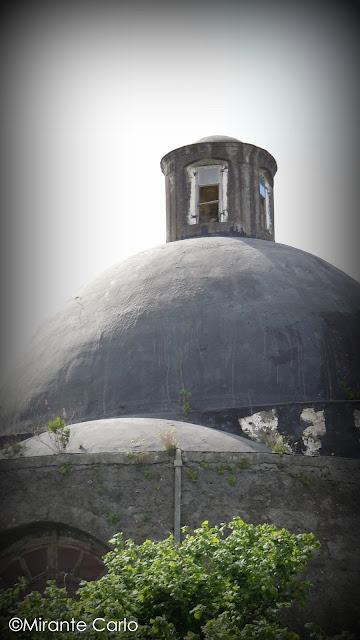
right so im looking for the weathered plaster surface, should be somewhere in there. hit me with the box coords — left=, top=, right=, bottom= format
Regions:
left=239, top=409, right=278, bottom=440
left=301, top=408, right=326, bottom=456
left=1, top=236, right=359, bottom=460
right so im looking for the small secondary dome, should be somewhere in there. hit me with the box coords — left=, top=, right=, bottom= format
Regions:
left=17, top=418, right=269, bottom=457
left=197, top=135, right=241, bottom=143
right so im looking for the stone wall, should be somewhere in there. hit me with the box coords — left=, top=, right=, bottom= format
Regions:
left=0, top=451, right=359, bottom=634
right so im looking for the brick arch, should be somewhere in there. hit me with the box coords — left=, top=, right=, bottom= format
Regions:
left=0, top=523, right=106, bottom=593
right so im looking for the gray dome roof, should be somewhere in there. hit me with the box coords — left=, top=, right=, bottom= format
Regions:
left=14, top=418, right=269, bottom=457
left=1, top=236, right=360, bottom=435
left=197, top=135, right=241, bottom=143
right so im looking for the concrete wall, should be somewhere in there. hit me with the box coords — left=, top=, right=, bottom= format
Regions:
left=0, top=451, right=359, bottom=635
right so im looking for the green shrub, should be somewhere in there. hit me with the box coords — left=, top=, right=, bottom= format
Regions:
left=58, top=463, right=72, bottom=476
left=237, top=458, right=250, bottom=470
left=0, top=518, right=321, bottom=639
left=179, top=388, right=192, bottom=416
left=47, top=417, right=71, bottom=452
left=159, top=428, right=178, bottom=456
left=227, top=474, right=237, bottom=486
left=186, top=468, right=199, bottom=482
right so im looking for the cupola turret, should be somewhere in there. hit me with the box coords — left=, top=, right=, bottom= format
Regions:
left=160, top=135, right=277, bottom=242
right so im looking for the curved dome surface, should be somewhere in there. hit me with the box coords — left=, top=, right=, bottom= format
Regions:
left=1, top=236, right=360, bottom=435
left=197, top=135, right=241, bottom=142
left=14, top=418, right=269, bottom=457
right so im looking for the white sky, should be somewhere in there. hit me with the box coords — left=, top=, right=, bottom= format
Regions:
left=1, top=2, right=359, bottom=378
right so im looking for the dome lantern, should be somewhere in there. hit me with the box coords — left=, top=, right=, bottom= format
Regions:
left=160, top=136, right=277, bottom=242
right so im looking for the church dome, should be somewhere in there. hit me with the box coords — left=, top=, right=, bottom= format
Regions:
left=1, top=235, right=359, bottom=443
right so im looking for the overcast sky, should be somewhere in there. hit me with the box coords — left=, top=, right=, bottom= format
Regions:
left=1, top=1, right=359, bottom=379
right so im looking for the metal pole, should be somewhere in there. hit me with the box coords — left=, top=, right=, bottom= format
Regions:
left=174, top=448, right=183, bottom=544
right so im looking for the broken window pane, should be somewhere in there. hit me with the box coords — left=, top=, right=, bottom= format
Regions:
left=199, top=184, right=219, bottom=204
left=198, top=166, right=220, bottom=186
left=199, top=201, right=219, bottom=223
left=198, top=184, right=219, bottom=223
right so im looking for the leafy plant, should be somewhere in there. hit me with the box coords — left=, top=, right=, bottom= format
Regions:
left=0, top=518, right=322, bottom=639
left=237, top=458, right=250, bottom=470
left=216, top=463, right=226, bottom=475
left=260, top=431, right=293, bottom=455
left=126, top=451, right=146, bottom=464
left=160, top=428, right=178, bottom=456
left=215, top=463, right=234, bottom=475
left=298, top=473, right=313, bottom=489
left=186, top=468, right=199, bottom=482
left=33, top=417, right=71, bottom=454
left=58, top=463, right=72, bottom=476
left=227, top=474, right=237, bottom=487
left=106, top=511, right=121, bottom=525
left=339, top=379, right=360, bottom=401
left=179, top=388, right=192, bottom=416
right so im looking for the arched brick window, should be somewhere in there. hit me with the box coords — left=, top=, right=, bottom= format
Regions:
left=0, top=524, right=106, bottom=593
